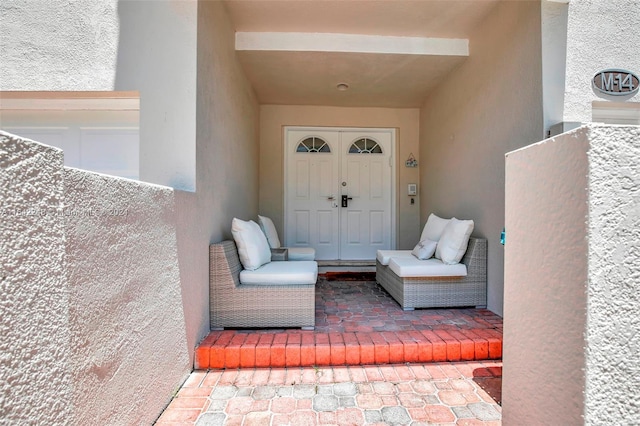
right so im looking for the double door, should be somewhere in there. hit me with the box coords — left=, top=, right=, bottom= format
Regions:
left=284, top=127, right=394, bottom=260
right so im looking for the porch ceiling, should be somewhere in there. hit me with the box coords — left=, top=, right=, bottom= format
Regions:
left=223, top=0, right=500, bottom=108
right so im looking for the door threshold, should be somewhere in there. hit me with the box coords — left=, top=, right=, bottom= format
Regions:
left=318, top=260, right=375, bottom=274
left=317, top=260, right=375, bottom=267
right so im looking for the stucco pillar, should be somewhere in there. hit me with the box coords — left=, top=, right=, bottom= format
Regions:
left=503, top=125, right=640, bottom=425
left=0, top=131, right=73, bottom=424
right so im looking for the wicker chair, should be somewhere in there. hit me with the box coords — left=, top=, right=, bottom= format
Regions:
left=376, top=237, right=487, bottom=310
left=209, top=240, right=316, bottom=329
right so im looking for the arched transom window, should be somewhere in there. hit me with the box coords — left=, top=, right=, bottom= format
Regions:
left=296, top=137, right=331, bottom=153
left=349, top=138, right=383, bottom=154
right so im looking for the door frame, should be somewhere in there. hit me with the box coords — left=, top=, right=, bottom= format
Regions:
left=283, top=126, right=397, bottom=259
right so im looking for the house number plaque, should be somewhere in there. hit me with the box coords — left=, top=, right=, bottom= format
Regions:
left=592, top=69, right=639, bottom=96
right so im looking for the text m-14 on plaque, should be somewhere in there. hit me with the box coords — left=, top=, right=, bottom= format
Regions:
left=592, top=69, right=639, bottom=96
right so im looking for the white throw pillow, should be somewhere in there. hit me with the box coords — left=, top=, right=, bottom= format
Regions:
left=411, top=239, right=437, bottom=260
left=435, top=217, right=474, bottom=265
left=258, top=215, right=281, bottom=249
left=420, top=213, right=451, bottom=242
left=231, top=218, right=272, bottom=270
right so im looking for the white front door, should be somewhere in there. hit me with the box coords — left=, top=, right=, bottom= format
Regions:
left=285, top=128, right=341, bottom=260
left=285, top=127, right=394, bottom=260
left=339, top=129, right=393, bottom=260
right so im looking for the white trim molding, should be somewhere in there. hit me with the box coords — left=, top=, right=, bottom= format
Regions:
left=0, top=91, right=140, bottom=111
left=236, top=32, right=469, bottom=57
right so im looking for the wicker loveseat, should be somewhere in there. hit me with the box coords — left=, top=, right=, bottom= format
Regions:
left=376, top=237, right=487, bottom=310
left=209, top=240, right=316, bottom=329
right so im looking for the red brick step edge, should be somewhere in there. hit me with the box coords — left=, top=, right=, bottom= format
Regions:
left=195, top=328, right=502, bottom=369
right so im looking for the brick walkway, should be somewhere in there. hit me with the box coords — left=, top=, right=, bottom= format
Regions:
left=156, top=361, right=502, bottom=425
left=163, top=279, right=504, bottom=424
left=196, top=279, right=503, bottom=369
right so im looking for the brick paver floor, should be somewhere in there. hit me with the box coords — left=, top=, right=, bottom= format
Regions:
left=155, top=361, right=502, bottom=425
left=315, top=279, right=501, bottom=334
left=196, top=279, right=503, bottom=369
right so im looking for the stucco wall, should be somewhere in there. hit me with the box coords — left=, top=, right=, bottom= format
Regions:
left=172, top=0, right=261, bottom=357
left=114, top=0, right=197, bottom=191
left=0, top=0, right=198, bottom=192
left=0, top=132, right=73, bottom=424
left=503, top=128, right=589, bottom=425
left=259, top=105, right=420, bottom=250
left=195, top=0, right=260, bottom=240
left=503, top=124, right=640, bottom=424
left=0, top=0, right=119, bottom=90
left=564, top=0, right=640, bottom=123
left=419, top=0, right=543, bottom=315
left=64, top=168, right=189, bottom=426
left=1, top=1, right=260, bottom=423
left=0, top=131, right=193, bottom=424
left=584, top=125, right=640, bottom=424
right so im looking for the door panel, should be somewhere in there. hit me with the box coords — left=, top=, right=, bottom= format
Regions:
left=370, top=211, right=385, bottom=244
left=346, top=159, right=362, bottom=197
left=292, top=210, right=311, bottom=245
left=294, top=160, right=310, bottom=198
left=318, top=159, right=334, bottom=196
left=317, top=210, right=334, bottom=244
left=370, top=161, right=384, bottom=198
left=346, top=210, right=363, bottom=244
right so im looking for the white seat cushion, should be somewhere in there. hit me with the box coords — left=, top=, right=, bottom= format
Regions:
left=388, top=257, right=467, bottom=278
left=376, top=250, right=414, bottom=266
left=231, top=218, right=272, bottom=271
left=240, top=261, right=318, bottom=285
left=288, top=247, right=316, bottom=261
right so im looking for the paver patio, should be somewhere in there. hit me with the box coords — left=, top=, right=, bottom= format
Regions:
left=166, top=276, right=504, bottom=424
left=195, top=278, right=503, bottom=369
left=156, top=361, right=503, bottom=425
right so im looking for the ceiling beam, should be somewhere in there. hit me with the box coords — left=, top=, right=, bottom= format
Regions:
left=236, top=32, right=469, bottom=57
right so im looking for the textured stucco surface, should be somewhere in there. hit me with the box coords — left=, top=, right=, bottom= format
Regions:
left=564, top=0, right=640, bottom=123
left=503, top=124, right=640, bottom=424
left=503, top=127, right=589, bottom=425
left=0, top=0, right=198, bottom=192
left=419, top=1, right=543, bottom=315
left=1, top=131, right=193, bottom=424
left=259, top=105, right=420, bottom=250
left=584, top=125, right=640, bottom=424
left=64, top=168, right=190, bottom=425
left=0, top=131, right=73, bottom=424
left=0, top=0, right=119, bottom=90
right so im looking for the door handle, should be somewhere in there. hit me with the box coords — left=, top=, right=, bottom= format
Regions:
left=327, top=196, right=335, bottom=201
left=341, top=195, right=353, bottom=207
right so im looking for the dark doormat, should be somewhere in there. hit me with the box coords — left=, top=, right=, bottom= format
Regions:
left=321, top=271, right=376, bottom=281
